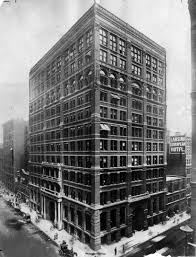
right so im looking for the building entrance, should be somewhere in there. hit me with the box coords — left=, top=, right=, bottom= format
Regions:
left=49, top=201, right=55, bottom=222
left=132, top=206, right=144, bottom=231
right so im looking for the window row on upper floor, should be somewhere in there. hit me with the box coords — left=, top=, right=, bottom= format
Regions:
left=30, top=64, right=93, bottom=101
left=99, top=28, right=164, bottom=75
left=100, top=49, right=164, bottom=85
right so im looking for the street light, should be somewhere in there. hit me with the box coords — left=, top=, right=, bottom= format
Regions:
left=180, top=225, right=193, bottom=256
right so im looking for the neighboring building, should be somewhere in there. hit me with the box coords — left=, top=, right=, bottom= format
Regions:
left=0, top=146, right=3, bottom=183
left=29, top=3, right=166, bottom=250
left=166, top=133, right=192, bottom=205
left=166, top=176, right=188, bottom=217
left=2, top=119, right=27, bottom=193
left=16, top=125, right=30, bottom=202
left=189, top=0, right=196, bottom=244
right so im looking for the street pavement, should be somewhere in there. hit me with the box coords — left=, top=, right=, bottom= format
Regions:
left=0, top=197, right=59, bottom=257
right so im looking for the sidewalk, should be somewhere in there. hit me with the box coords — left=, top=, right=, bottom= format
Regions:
left=0, top=184, right=190, bottom=257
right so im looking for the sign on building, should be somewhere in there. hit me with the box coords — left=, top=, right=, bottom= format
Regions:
left=170, top=135, right=185, bottom=154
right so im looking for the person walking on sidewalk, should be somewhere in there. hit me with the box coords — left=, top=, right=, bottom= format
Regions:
left=114, top=247, right=117, bottom=255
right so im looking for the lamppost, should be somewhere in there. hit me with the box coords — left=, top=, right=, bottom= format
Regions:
left=180, top=225, right=193, bottom=256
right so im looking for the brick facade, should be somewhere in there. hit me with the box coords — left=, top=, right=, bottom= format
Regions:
left=29, top=3, right=166, bottom=250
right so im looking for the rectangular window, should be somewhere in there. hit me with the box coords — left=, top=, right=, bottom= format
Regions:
left=146, top=54, right=151, bottom=68
left=132, top=156, right=142, bottom=166
left=132, top=127, right=142, bottom=137
left=86, top=29, right=93, bottom=46
left=152, top=57, right=157, bottom=71
left=131, top=45, right=142, bottom=63
left=120, top=156, right=126, bottom=166
left=110, top=156, right=118, bottom=167
left=132, top=99, right=142, bottom=110
left=132, top=113, right=142, bottom=124
left=120, top=111, right=126, bottom=121
left=100, top=106, right=108, bottom=118
left=111, top=108, right=118, bottom=119
left=110, top=54, right=117, bottom=66
left=111, top=126, right=118, bottom=135
left=70, top=44, right=76, bottom=59
left=132, top=64, right=141, bottom=76
left=132, top=142, right=142, bottom=151
left=100, top=91, right=107, bottom=102
left=110, top=34, right=117, bottom=51
left=111, top=140, right=118, bottom=151
left=100, top=49, right=107, bottom=62
left=120, top=141, right=126, bottom=151
left=146, top=71, right=151, bottom=81
left=120, top=127, right=127, bottom=136
left=158, top=61, right=163, bottom=74
left=78, top=37, right=83, bottom=52
left=120, top=59, right=126, bottom=70
left=152, top=74, right=157, bottom=83
left=100, top=140, right=108, bottom=150
left=70, top=62, right=75, bottom=73
left=119, top=38, right=126, bottom=55
left=99, top=28, right=107, bottom=46
left=100, top=156, right=108, bottom=168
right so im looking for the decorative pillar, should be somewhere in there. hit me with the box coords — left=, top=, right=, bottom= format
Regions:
left=57, top=201, right=62, bottom=230
left=54, top=201, right=57, bottom=225
left=106, top=211, right=111, bottom=244
left=126, top=204, right=133, bottom=237
left=90, top=210, right=101, bottom=251
left=144, top=209, right=148, bottom=230
left=43, top=196, right=46, bottom=219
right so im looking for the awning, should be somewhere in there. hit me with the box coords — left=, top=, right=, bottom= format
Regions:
left=109, top=74, right=115, bottom=79
left=151, top=235, right=166, bottom=243
left=132, top=83, right=140, bottom=89
left=100, top=70, right=106, bottom=76
left=86, top=50, right=92, bottom=56
left=21, top=169, right=29, bottom=176
left=119, top=77, right=124, bottom=82
left=100, top=124, right=110, bottom=131
left=111, top=94, right=120, bottom=100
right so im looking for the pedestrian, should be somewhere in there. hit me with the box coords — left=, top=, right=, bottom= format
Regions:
left=123, top=244, right=125, bottom=253
left=114, top=247, right=117, bottom=255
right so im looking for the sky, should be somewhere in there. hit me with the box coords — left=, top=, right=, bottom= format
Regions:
left=0, top=0, right=191, bottom=141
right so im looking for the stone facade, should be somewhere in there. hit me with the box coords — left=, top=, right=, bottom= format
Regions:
left=29, top=3, right=166, bottom=250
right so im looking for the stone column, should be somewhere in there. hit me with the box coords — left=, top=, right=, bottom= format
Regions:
left=116, top=208, right=121, bottom=241
left=126, top=204, right=133, bottom=237
left=43, top=196, right=46, bottom=219
left=144, top=208, right=148, bottom=230
left=40, top=195, right=43, bottom=216
left=90, top=210, right=101, bottom=251
left=106, top=211, right=111, bottom=244
left=54, top=201, right=57, bottom=225
left=57, top=201, right=62, bottom=230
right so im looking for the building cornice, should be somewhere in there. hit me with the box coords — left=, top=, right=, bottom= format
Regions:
left=95, top=4, right=166, bottom=56
left=29, top=5, right=96, bottom=77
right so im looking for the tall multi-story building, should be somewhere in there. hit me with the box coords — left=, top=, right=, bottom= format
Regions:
left=2, top=119, right=27, bottom=193
left=29, top=3, right=166, bottom=250
left=0, top=145, right=3, bottom=183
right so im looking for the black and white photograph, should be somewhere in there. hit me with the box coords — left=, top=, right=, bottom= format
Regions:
left=0, top=0, right=195, bottom=256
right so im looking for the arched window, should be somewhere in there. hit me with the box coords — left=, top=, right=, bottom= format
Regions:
left=146, top=86, right=152, bottom=99
left=132, top=83, right=142, bottom=96
left=109, top=73, right=117, bottom=88
left=78, top=74, right=84, bottom=90
left=119, top=77, right=127, bottom=91
left=100, top=69, right=108, bottom=85
left=70, top=80, right=76, bottom=94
